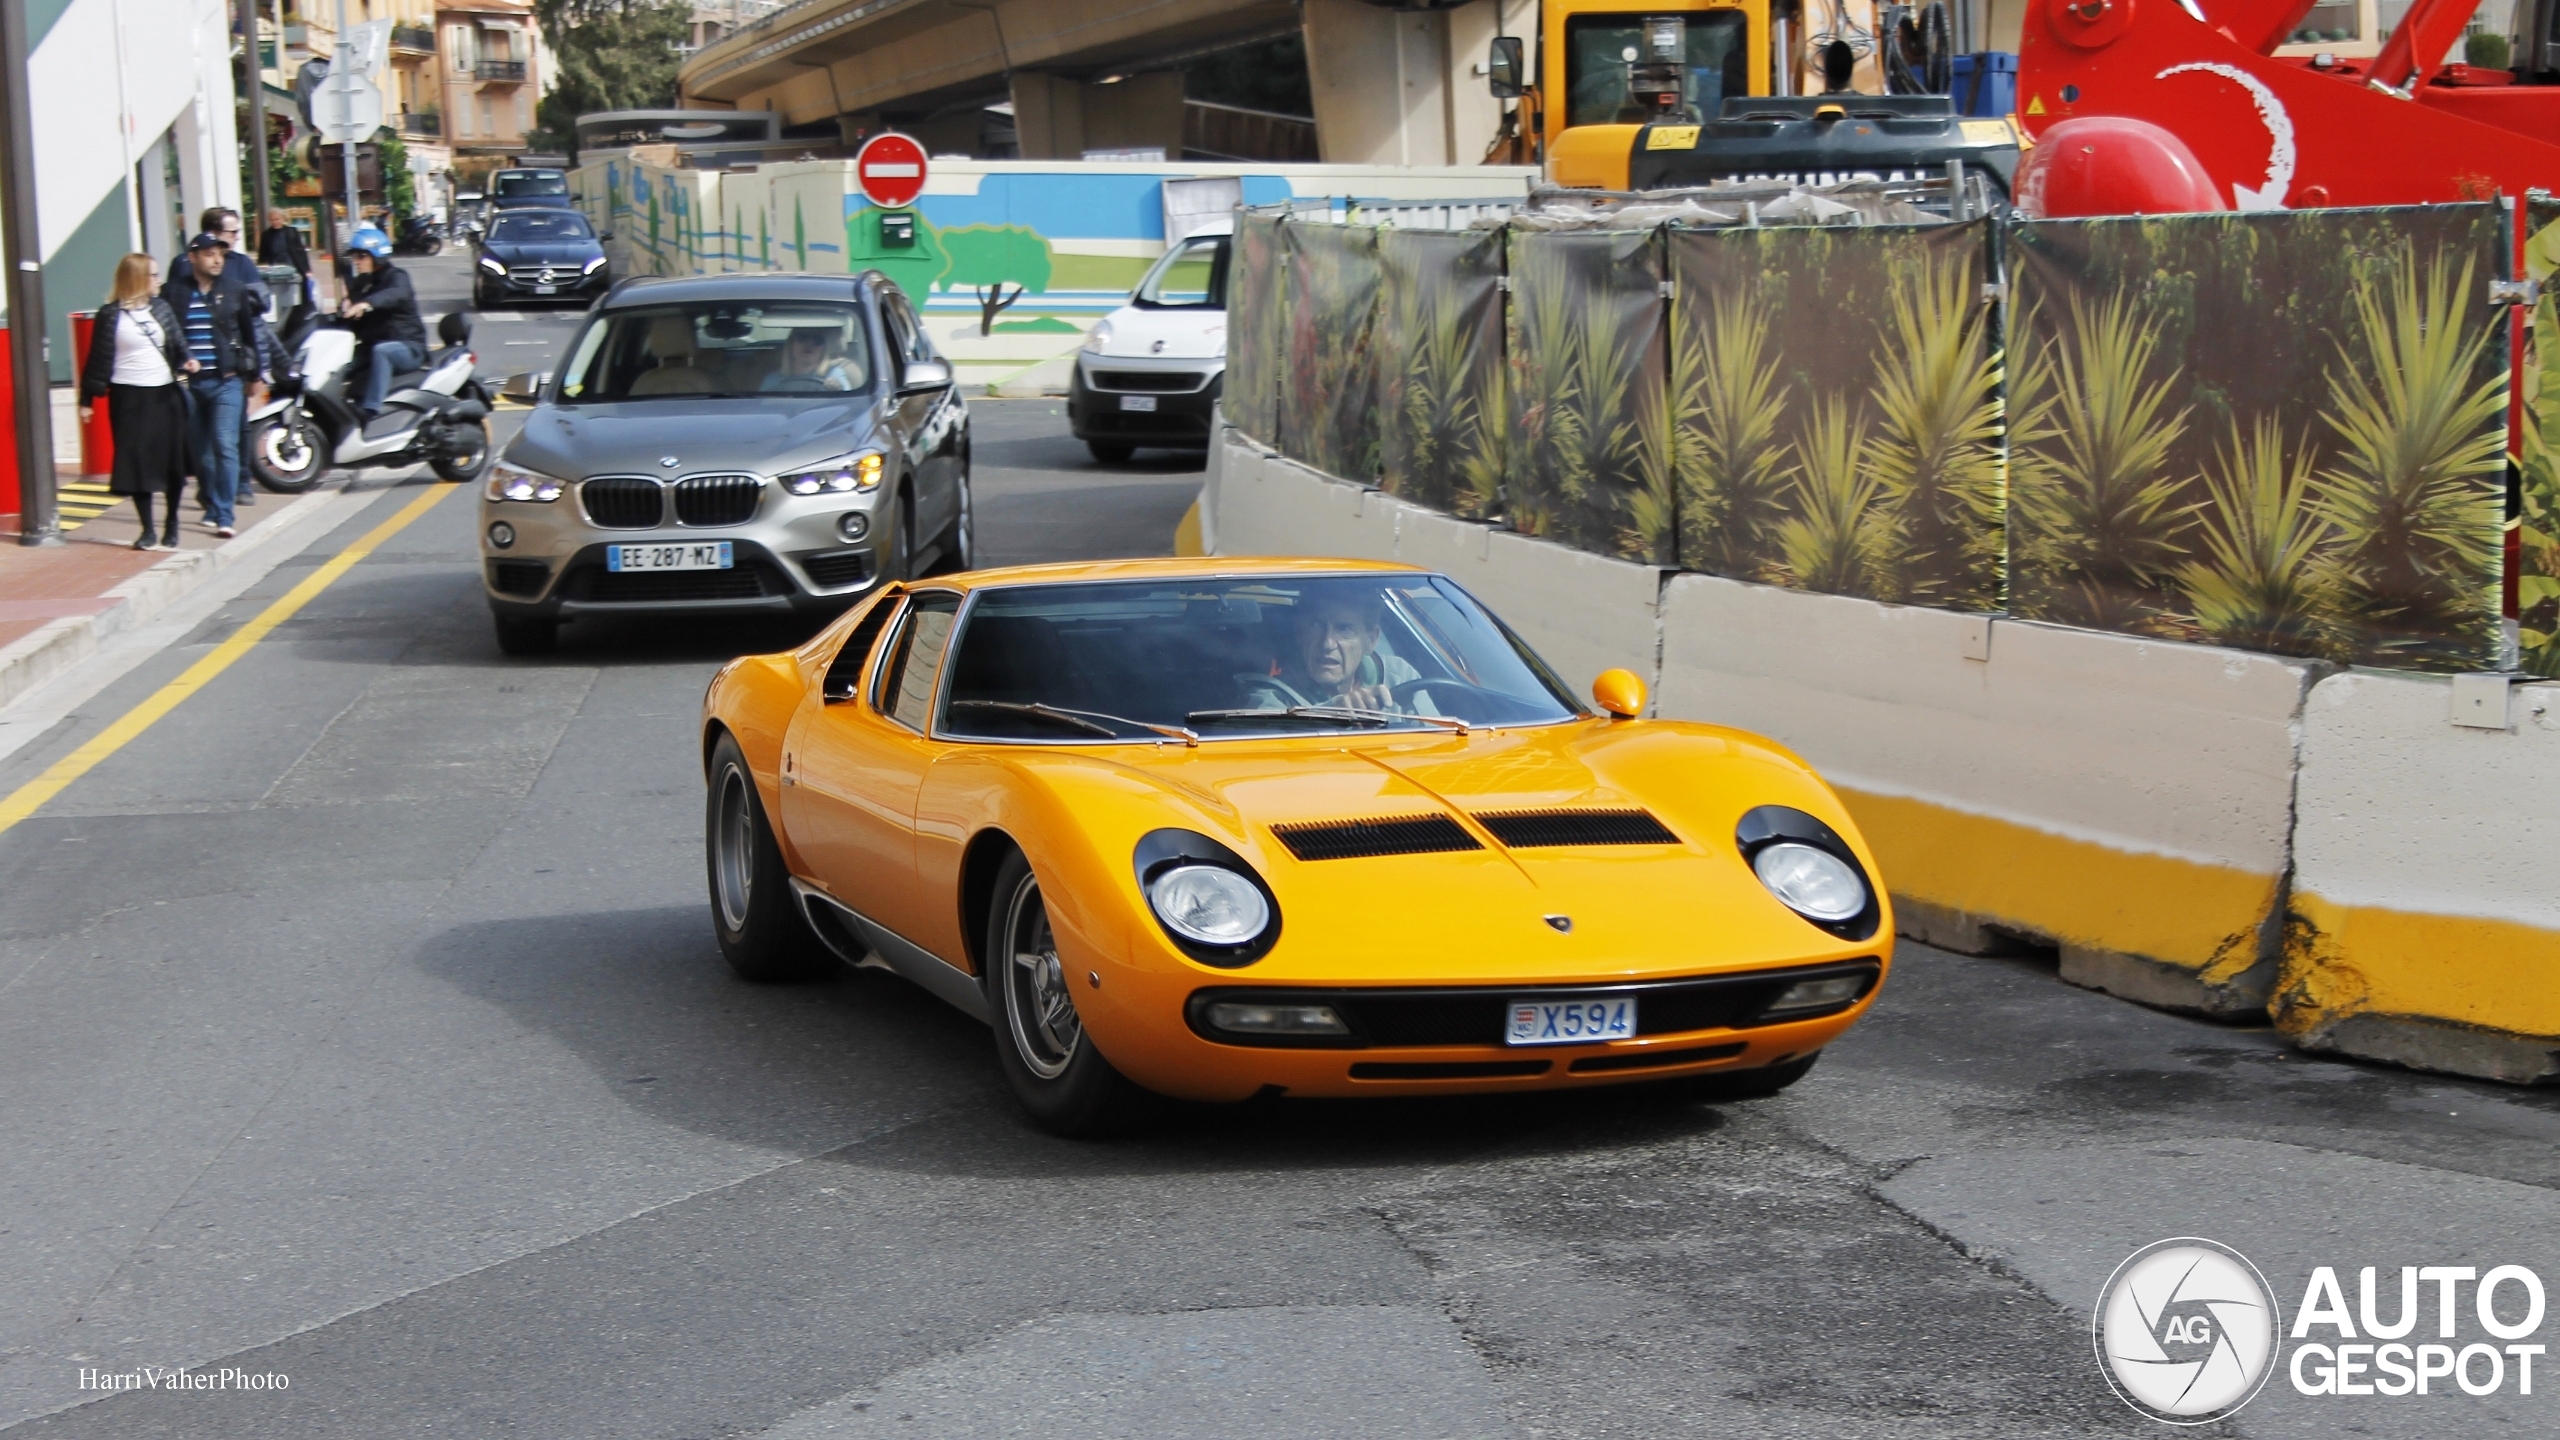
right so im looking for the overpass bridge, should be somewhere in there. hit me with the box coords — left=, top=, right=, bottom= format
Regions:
left=675, top=0, right=1507, bottom=167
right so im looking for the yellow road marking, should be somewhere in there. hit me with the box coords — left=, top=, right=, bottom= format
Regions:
left=0, top=481, right=462, bottom=834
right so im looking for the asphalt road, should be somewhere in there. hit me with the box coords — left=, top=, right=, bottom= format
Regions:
left=0, top=254, right=2554, bottom=1440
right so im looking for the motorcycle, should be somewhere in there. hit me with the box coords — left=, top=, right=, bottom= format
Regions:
left=396, top=215, right=444, bottom=256
left=244, top=311, right=495, bottom=493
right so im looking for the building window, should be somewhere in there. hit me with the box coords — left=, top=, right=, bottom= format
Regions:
left=481, top=96, right=495, bottom=137
left=448, top=25, right=473, bottom=70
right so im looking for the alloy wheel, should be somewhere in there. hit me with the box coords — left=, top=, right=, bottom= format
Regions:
left=712, top=765, right=756, bottom=934
left=1002, top=873, right=1080, bottom=1080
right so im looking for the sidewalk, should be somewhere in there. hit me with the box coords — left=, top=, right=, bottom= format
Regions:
left=0, top=443, right=360, bottom=708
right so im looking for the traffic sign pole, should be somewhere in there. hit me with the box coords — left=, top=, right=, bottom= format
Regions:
left=335, top=0, right=356, bottom=242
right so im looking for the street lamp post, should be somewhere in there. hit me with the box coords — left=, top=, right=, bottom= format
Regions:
left=0, top=0, right=59, bottom=546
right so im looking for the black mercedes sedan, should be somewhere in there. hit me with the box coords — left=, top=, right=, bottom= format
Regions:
left=474, top=208, right=613, bottom=309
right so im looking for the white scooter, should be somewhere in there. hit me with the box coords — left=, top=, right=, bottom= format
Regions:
left=245, top=311, right=494, bottom=492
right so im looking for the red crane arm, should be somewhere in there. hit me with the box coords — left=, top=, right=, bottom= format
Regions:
left=2370, top=0, right=2478, bottom=87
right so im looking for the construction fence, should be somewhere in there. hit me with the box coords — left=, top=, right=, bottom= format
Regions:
left=1229, top=203, right=2522, bottom=677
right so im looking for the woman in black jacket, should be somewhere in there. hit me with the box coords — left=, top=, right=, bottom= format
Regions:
left=78, top=253, right=196, bottom=549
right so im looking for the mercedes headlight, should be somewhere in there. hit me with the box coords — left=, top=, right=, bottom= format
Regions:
left=484, top=460, right=566, bottom=503
left=1148, top=864, right=1270, bottom=947
left=781, top=452, right=883, bottom=495
left=582, top=256, right=608, bottom=273
left=478, top=256, right=504, bottom=274
left=1751, top=843, right=1867, bottom=923
left=1081, top=319, right=1113, bottom=354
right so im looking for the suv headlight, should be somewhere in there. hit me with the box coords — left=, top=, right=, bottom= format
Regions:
left=781, top=452, right=883, bottom=495
left=484, top=460, right=566, bottom=503
left=1080, top=319, right=1113, bottom=354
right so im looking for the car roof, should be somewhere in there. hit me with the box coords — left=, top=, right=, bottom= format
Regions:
left=603, top=272, right=873, bottom=309
left=909, top=557, right=1427, bottom=594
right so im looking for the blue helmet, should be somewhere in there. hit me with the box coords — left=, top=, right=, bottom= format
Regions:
left=345, top=226, right=392, bottom=261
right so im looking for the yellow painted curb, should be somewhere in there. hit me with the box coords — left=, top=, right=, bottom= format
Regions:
left=1173, top=498, right=1204, bottom=557
left=2284, top=891, right=2560, bottom=1036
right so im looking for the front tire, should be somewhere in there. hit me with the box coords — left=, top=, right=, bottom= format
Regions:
left=429, top=419, right=491, bottom=482
left=930, top=468, right=972, bottom=574
left=986, top=850, right=1151, bottom=1136
left=248, top=411, right=326, bottom=493
left=707, top=733, right=829, bottom=982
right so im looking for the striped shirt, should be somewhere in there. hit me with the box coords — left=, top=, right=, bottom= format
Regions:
left=181, top=286, right=218, bottom=371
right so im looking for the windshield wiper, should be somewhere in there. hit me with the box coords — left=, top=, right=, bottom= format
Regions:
left=1186, top=705, right=1468, bottom=734
left=950, top=700, right=1197, bottom=745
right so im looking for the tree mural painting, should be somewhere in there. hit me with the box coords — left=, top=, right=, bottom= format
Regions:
left=938, top=225, right=1054, bottom=335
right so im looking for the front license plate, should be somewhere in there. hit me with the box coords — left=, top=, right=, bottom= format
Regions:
left=606, top=542, right=733, bottom=573
left=1507, top=996, right=1637, bottom=1046
left=1119, top=394, right=1158, bottom=412
left=534, top=284, right=558, bottom=294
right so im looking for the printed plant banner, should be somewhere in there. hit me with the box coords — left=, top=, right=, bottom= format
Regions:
left=1506, top=229, right=1671, bottom=561
left=1376, top=228, right=1506, bottom=519
left=1225, top=213, right=1287, bottom=449
left=2008, top=207, right=2509, bottom=672
left=1667, top=220, right=2001, bottom=608
left=2522, top=195, right=2560, bottom=678
left=1282, top=221, right=1384, bottom=481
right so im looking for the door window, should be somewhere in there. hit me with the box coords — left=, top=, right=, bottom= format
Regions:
left=882, top=294, right=934, bottom=376
left=875, top=592, right=962, bottom=730
left=823, top=591, right=903, bottom=701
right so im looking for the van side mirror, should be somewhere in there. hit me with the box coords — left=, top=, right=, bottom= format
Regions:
left=1488, top=36, right=1526, bottom=99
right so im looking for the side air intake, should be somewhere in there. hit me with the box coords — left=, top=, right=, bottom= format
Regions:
left=1472, top=808, right=1680, bottom=848
left=1268, top=815, right=1483, bottom=862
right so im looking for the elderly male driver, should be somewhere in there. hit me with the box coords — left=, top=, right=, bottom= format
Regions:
left=1240, top=587, right=1419, bottom=712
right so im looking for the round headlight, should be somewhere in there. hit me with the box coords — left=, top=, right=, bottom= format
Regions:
left=1752, top=843, right=1866, bottom=922
left=1148, top=864, right=1270, bottom=947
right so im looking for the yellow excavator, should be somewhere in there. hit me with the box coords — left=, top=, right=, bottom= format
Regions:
left=1485, top=0, right=2018, bottom=203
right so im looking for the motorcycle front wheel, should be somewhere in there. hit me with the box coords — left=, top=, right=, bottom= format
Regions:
left=248, top=410, right=327, bottom=493
left=428, top=418, right=492, bottom=483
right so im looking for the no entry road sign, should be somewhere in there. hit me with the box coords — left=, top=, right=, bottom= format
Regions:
left=856, top=133, right=928, bottom=210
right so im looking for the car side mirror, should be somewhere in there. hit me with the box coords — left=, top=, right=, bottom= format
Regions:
left=599, top=231, right=615, bottom=242
left=1591, top=668, right=1646, bottom=719
left=500, top=371, right=549, bottom=404
left=1488, top=36, right=1526, bottom=99
left=897, top=358, right=953, bottom=395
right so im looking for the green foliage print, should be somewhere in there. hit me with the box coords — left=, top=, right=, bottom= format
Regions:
left=1377, top=229, right=1505, bottom=519
left=1506, top=230, right=1669, bottom=562
left=1281, top=223, right=1383, bottom=482
left=2521, top=205, right=2560, bottom=677
left=1225, top=215, right=1286, bottom=449
left=937, top=225, right=1054, bottom=335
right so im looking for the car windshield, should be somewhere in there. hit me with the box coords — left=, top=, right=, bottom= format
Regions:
left=555, top=301, right=874, bottom=402
left=490, top=212, right=592, bottom=242
left=495, top=172, right=569, bottom=198
left=937, top=574, right=1581, bottom=742
left=1132, top=235, right=1228, bottom=310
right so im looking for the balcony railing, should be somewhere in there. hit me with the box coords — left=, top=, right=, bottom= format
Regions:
left=399, top=111, right=441, bottom=137
left=473, top=59, right=526, bottom=82
left=390, top=24, right=434, bottom=52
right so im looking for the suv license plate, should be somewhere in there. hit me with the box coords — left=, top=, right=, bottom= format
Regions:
left=606, top=542, right=733, bottom=573
left=1507, top=997, right=1636, bottom=1046
left=1119, top=394, right=1158, bottom=412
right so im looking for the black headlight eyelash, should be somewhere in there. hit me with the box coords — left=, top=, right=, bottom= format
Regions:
left=1733, top=805, right=1881, bottom=943
left=1132, top=828, right=1283, bottom=967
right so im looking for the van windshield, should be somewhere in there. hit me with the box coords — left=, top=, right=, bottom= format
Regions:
left=1133, top=235, right=1229, bottom=310
left=495, top=172, right=571, bottom=198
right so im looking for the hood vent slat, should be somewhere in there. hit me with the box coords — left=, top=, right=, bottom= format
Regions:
left=1270, top=815, right=1483, bottom=862
left=1473, top=808, right=1679, bottom=848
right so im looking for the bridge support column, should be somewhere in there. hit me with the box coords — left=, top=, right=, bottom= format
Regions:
left=1301, top=0, right=1505, bottom=166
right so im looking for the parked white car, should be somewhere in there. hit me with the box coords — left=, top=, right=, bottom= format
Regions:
left=1067, top=219, right=1229, bottom=464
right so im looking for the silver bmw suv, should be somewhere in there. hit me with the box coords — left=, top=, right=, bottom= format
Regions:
left=480, top=272, right=971, bottom=655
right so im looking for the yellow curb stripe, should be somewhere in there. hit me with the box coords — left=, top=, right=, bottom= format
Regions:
left=0, top=482, right=462, bottom=834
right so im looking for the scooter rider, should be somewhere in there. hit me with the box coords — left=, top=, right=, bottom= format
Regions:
left=339, top=229, right=428, bottom=422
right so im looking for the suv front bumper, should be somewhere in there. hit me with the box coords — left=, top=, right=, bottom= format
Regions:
left=1068, top=354, right=1222, bottom=447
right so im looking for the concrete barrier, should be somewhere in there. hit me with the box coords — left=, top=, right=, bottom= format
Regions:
left=1655, top=574, right=2319, bottom=1019
left=1204, top=423, right=2560, bottom=1080
left=2280, top=672, right=2560, bottom=1082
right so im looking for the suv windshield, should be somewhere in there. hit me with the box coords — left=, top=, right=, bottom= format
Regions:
left=494, top=172, right=570, bottom=198
left=556, top=301, right=873, bottom=402
left=490, top=211, right=592, bottom=243
left=938, top=574, right=1580, bottom=742
left=1133, top=235, right=1228, bottom=310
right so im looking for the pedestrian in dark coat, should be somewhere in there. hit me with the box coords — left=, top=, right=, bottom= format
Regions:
left=79, top=253, right=195, bottom=549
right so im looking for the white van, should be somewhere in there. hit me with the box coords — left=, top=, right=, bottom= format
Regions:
left=1067, top=219, right=1229, bottom=464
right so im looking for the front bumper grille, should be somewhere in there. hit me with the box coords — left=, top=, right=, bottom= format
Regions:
left=505, top=265, right=595, bottom=286
left=1090, top=369, right=1209, bottom=393
left=1187, top=959, right=1882, bottom=1050
left=799, top=549, right=874, bottom=589
left=487, top=559, right=550, bottom=597
left=673, top=473, right=762, bottom=527
left=558, top=559, right=787, bottom=603
left=580, top=477, right=663, bottom=529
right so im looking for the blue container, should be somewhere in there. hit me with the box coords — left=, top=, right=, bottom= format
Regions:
left=1950, top=52, right=2019, bottom=118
